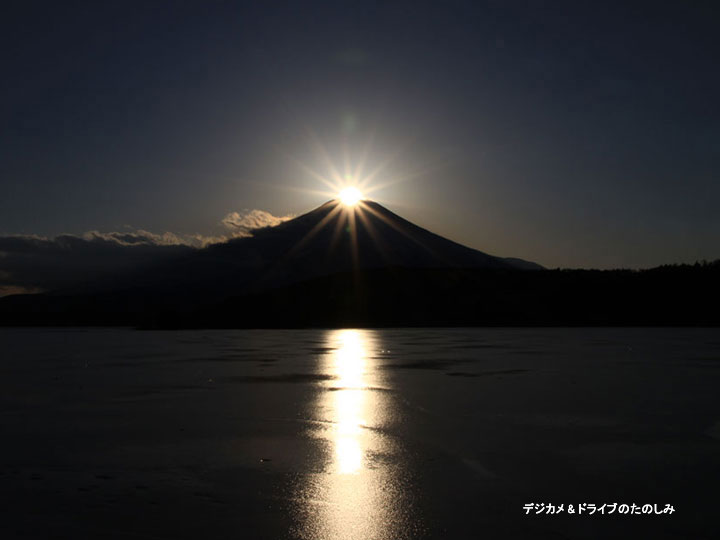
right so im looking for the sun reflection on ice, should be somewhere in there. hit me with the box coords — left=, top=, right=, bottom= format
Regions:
left=332, top=330, right=367, bottom=474
left=292, top=329, right=418, bottom=540
left=335, top=433, right=363, bottom=475
left=334, top=329, right=367, bottom=390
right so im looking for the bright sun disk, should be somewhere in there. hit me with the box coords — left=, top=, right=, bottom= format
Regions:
left=339, top=187, right=363, bottom=206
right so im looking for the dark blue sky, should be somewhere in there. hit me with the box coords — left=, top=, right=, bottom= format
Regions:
left=1, top=0, right=718, bottom=268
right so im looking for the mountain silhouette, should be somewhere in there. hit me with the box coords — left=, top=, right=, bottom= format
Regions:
left=125, top=199, right=541, bottom=298
left=251, top=199, right=541, bottom=275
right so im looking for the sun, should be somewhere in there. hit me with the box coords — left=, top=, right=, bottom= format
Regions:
left=339, top=187, right=363, bottom=206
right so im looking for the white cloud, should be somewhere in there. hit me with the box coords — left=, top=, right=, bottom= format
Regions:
left=81, top=229, right=188, bottom=246
left=221, top=209, right=293, bottom=235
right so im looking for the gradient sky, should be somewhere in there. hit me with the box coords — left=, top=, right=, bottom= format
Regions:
left=1, top=1, right=718, bottom=269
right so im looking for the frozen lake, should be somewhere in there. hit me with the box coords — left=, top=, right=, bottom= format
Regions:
left=1, top=327, right=719, bottom=539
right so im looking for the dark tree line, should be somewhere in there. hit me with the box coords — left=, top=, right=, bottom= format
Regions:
left=2, top=261, right=718, bottom=328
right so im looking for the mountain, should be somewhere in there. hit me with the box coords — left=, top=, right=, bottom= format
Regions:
left=251, top=199, right=543, bottom=276
left=120, top=199, right=540, bottom=299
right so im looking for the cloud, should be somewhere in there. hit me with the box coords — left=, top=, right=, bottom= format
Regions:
left=0, top=285, right=44, bottom=297
left=221, top=209, right=293, bottom=235
left=80, top=230, right=188, bottom=246
left=0, top=208, right=292, bottom=295
left=0, top=232, right=194, bottom=295
left=79, top=229, right=227, bottom=248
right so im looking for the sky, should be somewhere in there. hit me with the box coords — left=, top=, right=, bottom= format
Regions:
left=1, top=0, right=719, bottom=269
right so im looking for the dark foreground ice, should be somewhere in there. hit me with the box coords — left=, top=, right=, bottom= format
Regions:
left=1, top=327, right=719, bottom=539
